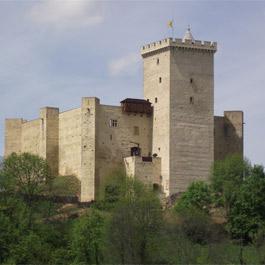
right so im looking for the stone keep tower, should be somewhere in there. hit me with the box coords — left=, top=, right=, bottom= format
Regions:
left=141, top=28, right=217, bottom=196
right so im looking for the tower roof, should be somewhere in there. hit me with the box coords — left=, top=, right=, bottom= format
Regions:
left=182, top=25, right=194, bottom=42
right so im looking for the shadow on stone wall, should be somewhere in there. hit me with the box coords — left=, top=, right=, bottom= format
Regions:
left=214, top=114, right=243, bottom=161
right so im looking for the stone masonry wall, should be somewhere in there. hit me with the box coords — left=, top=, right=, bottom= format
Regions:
left=95, top=104, right=153, bottom=198
left=142, top=38, right=216, bottom=195
left=21, top=119, right=42, bottom=155
left=59, top=108, right=81, bottom=178
left=5, top=108, right=60, bottom=176
left=214, top=111, right=244, bottom=161
left=142, top=49, right=171, bottom=195
left=80, top=98, right=98, bottom=202
left=170, top=48, right=215, bottom=193
left=4, top=119, right=23, bottom=156
left=4, top=99, right=153, bottom=202
left=40, top=107, right=59, bottom=176
left=124, top=156, right=161, bottom=186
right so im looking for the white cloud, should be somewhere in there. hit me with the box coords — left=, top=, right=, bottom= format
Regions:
left=109, top=53, right=140, bottom=76
left=29, top=0, right=103, bottom=29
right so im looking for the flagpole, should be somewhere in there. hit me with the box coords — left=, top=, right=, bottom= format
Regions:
left=172, top=18, right=174, bottom=38
left=167, top=19, right=174, bottom=38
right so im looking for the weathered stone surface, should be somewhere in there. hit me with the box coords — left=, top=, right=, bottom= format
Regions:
left=142, top=39, right=216, bottom=195
left=59, top=108, right=81, bottom=178
left=5, top=119, right=23, bottom=156
left=214, top=111, right=244, bottom=161
left=124, top=156, right=161, bottom=186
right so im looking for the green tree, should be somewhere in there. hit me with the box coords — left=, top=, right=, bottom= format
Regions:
left=212, top=156, right=265, bottom=242
left=252, top=225, right=265, bottom=264
left=211, top=154, right=251, bottom=214
left=176, top=204, right=217, bottom=245
left=1, top=152, right=52, bottom=196
left=107, top=179, right=163, bottom=264
left=0, top=153, right=53, bottom=228
left=7, top=231, right=51, bottom=265
left=175, top=181, right=212, bottom=214
left=0, top=153, right=74, bottom=264
left=70, top=209, right=106, bottom=265
left=0, top=212, right=18, bottom=263
left=227, top=165, right=265, bottom=241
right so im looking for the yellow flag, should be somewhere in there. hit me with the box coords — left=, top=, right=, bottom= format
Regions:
left=168, top=20, right=173, bottom=28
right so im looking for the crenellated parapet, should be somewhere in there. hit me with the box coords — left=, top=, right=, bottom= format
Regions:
left=141, top=38, right=217, bottom=56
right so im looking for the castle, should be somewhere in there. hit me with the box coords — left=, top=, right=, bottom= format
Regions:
left=4, top=29, right=244, bottom=202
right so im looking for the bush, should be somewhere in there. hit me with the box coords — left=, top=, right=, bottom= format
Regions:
left=0, top=152, right=53, bottom=197
left=70, top=209, right=106, bottom=264
left=175, top=181, right=212, bottom=214
left=223, top=164, right=265, bottom=242
left=106, top=179, right=163, bottom=264
left=211, top=154, right=251, bottom=211
left=178, top=207, right=213, bottom=245
left=8, top=232, right=51, bottom=265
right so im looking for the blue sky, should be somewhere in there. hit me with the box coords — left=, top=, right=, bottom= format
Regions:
left=0, top=1, right=264, bottom=165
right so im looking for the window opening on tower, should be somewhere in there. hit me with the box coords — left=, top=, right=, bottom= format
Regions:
left=109, top=119, right=118, bottom=127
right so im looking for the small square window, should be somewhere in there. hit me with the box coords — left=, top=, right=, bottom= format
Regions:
left=134, top=126, right=139, bottom=135
left=109, top=119, right=118, bottom=127
left=159, top=77, right=162, bottom=83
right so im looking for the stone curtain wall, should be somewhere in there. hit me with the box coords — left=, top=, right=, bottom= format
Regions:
left=4, top=98, right=153, bottom=202
left=59, top=108, right=82, bottom=178
left=5, top=119, right=23, bottom=156
left=214, top=111, right=244, bottom=161
left=21, top=119, right=42, bottom=155
left=40, top=107, right=59, bottom=176
left=95, top=103, right=153, bottom=199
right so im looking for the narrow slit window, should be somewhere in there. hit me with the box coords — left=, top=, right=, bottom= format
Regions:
left=156, top=58, right=159, bottom=65
left=224, top=125, right=229, bottom=137
left=155, top=97, right=158, bottom=103
left=190, top=96, right=194, bottom=104
left=159, top=77, right=162, bottom=83
left=190, top=78, right=193, bottom=83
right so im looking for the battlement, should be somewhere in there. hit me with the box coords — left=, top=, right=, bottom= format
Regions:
left=141, top=38, right=217, bottom=56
